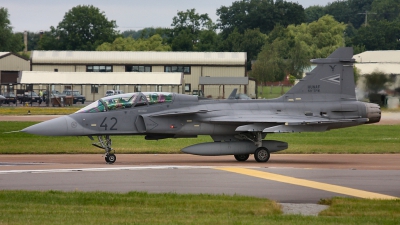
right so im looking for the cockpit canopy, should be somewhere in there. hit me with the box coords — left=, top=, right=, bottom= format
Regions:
left=76, top=92, right=173, bottom=113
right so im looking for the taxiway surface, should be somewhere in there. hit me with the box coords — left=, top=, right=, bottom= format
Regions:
left=0, top=154, right=399, bottom=203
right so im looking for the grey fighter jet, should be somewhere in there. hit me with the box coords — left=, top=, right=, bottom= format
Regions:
left=22, top=47, right=381, bottom=164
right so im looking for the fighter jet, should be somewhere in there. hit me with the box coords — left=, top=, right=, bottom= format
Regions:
left=22, top=47, right=381, bottom=164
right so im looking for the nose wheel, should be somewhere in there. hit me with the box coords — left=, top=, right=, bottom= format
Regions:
left=105, top=154, right=116, bottom=164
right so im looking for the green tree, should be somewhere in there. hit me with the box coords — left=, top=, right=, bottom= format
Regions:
left=252, top=15, right=345, bottom=85
left=371, top=0, right=400, bottom=21
left=40, top=5, right=119, bottom=50
left=365, top=70, right=391, bottom=94
left=351, top=20, right=400, bottom=50
left=256, top=26, right=310, bottom=80
left=216, top=0, right=305, bottom=38
left=0, top=7, right=24, bottom=52
left=168, top=8, right=216, bottom=51
left=38, top=29, right=61, bottom=50
left=250, top=40, right=288, bottom=95
left=219, top=28, right=267, bottom=69
left=305, top=0, right=373, bottom=29
left=348, top=0, right=374, bottom=28
left=304, top=5, right=326, bottom=23
left=96, top=35, right=171, bottom=51
left=288, top=15, right=346, bottom=58
left=196, top=30, right=219, bottom=51
left=324, top=1, right=351, bottom=25
left=122, top=28, right=168, bottom=39
left=170, top=29, right=194, bottom=51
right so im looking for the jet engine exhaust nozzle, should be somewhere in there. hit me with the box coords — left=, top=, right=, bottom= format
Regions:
left=364, top=102, right=381, bottom=124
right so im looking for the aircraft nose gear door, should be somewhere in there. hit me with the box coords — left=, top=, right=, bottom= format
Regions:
left=90, top=135, right=116, bottom=164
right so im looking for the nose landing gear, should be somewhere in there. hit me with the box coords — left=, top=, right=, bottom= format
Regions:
left=90, top=135, right=117, bottom=164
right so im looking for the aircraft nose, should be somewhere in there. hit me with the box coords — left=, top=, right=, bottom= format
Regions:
left=22, top=116, right=69, bottom=136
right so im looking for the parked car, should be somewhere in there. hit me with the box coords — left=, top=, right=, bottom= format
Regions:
left=18, top=91, right=42, bottom=104
left=0, top=94, right=4, bottom=105
left=2, top=92, right=17, bottom=104
left=62, top=90, right=86, bottom=104
left=105, top=90, right=124, bottom=96
left=192, top=90, right=204, bottom=97
left=43, top=90, right=66, bottom=98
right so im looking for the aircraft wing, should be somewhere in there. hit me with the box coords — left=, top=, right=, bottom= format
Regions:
left=206, top=115, right=368, bottom=133
left=207, top=115, right=329, bottom=123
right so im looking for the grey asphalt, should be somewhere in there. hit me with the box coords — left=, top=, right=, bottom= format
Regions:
left=1, top=164, right=399, bottom=203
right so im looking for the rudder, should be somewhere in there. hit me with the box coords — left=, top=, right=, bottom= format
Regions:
left=282, top=47, right=356, bottom=102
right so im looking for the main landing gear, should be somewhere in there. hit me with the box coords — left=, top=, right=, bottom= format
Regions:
left=234, top=132, right=270, bottom=163
left=90, top=135, right=117, bottom=164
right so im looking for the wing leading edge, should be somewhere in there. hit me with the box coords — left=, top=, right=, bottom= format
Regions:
left=206, top=115, right=368, bottom=133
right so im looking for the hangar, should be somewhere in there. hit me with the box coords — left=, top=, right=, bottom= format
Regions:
left=354, top=50, right=400, bottom=90
left=28, top=51, right=254, bottom=100
left=0, top=52, right=30, bottom=94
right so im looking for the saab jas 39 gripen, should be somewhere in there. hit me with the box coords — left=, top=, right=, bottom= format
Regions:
left=22, top=47, right=381, bottom=164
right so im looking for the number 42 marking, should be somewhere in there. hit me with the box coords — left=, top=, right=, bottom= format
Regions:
left=100, top=117, right=118, bottom=130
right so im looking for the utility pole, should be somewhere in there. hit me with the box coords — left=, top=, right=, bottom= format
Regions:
left=358, top=11, right=377, bottom=27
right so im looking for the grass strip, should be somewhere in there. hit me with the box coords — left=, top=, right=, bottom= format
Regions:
left=0, top=191, right=399, bottom=224
left=0, top=107, right=80, bottom=115
left=1, top=122, right=400, bottom=154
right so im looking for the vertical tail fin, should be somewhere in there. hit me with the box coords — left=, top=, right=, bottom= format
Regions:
left=282, top=47, right=355, bottom=102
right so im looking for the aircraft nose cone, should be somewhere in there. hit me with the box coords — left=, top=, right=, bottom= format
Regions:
left=22, top=116, right=68, bottom=136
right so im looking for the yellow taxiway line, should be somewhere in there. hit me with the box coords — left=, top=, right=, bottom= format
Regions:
left=215, top=167, right=398, bottom=200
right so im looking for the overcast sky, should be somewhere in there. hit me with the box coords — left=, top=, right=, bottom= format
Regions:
left=2, top=0, right=333, bottom=33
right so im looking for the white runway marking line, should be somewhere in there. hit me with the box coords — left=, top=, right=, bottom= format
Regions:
left=0, top=166, right=213, bottom=174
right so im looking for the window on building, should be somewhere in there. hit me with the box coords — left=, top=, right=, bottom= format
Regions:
left=91, top=85, right=99, bottom=93
left=87, top=65, right=112, bottom=72
left=54, top=69, right=58, bottom=72
left=126, top=65, right=152, bottom=72
left=26, top=84, right=33, bottom=91
left=164, top=66, right=191, bottom=74
left=185, top=84, right=191, bottom=92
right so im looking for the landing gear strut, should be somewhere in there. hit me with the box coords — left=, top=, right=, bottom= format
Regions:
left=90, top=135, right=117, bottom=164
left=236, top=132, right=271, bottom=163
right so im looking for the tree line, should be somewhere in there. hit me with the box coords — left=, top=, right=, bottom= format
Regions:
left=1, top=0, right=400, bottom=83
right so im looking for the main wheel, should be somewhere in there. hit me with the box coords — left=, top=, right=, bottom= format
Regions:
left=105, top=154, right=116, bottom=164
left=254, top=147, right=270, bottom=162
left=234, top=154, right=250, bottom=162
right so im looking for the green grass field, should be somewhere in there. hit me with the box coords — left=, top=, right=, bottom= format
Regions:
left=0, top=191, right=398, bottom=225
left=257, top=85, right=293, bottom=99
left=0, top=106, right=80, bottom=115
left=1, top=121, right=400, bottom=154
